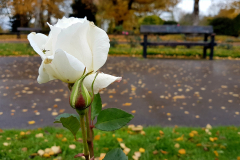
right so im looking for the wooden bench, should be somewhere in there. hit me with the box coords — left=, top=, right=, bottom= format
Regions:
left=140, top=25, right=217, bottom=60
left=17, top=27, right=42, bottom=39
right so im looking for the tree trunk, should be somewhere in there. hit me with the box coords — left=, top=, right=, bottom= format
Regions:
left=34, top=0, right=42, bottom=28
left=193, top=0, right=199, bottom=26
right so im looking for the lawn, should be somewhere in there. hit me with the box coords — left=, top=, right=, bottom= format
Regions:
left=0, top=43, right=240, bottom=58
left=0, top=126, right=240, bottom=160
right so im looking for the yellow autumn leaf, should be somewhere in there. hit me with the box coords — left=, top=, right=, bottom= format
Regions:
left=61, top=137, right=67, bottom=142
left=20, top=131, right=25, bottom=136
left=122, top=103, right=132, bottom=106
left=214, top=150, right=219, bottom=157
left=160, top=150, right=168, bottom=154
left=178, top=149, right=186, bottom=155
left=175, top=135, right=184, bottom=141
left=191, top=130, right=198, bottom=135
left=189, top=132, right=194, bottom=137
left=28, top=121, right=35, bottom=125
left=99, top=153, right=106, bottom=160
left=94, top=135, right=101, bottom=140
left=117, top=138, right=123, bottom=142
left=131, top=110, right=136, bottom=113
left=159, top=130, right=164, bottom=135
left=139, top=148, right=145, bottom=153
left=209, top=137, right=214, bottom=142
left=196, top=143, right=202, bottom=147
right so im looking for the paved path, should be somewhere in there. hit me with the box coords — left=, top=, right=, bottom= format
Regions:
left=0, top=56, right=240, bottom=129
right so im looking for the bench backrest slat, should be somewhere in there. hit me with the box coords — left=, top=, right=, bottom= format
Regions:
left=17, top=27, right=42, bottom=31
left=140, top=25, right=213, bottom=34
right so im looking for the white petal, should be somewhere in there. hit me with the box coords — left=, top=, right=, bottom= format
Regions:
left=43, top=23, right=62, bottom=56
left=84, top=73, right=122, bottom=94
left=87, top=22, right=110, bottom=71
left=54, top=20, right=93, bottom=71
left=27, top=32, right=48, bottom=59
left=40, top=49, right=86, bottom=83
left=37, top=61, right=52, bottom=84
left=54, top=16, right=86, bottom=29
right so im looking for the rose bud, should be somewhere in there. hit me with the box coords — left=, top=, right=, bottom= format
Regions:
left=69, top=70, right=99, bottom=113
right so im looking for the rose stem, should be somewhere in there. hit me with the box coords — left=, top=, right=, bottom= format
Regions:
left=86, top=107, right=94, bottom=158
left=79, top=114, right=89, bottom=160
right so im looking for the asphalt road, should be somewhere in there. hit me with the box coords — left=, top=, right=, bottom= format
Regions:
left=0, top=56, right=240, bottom=129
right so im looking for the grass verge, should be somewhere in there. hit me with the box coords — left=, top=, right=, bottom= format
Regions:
left=0, top=126, right=240, bottom=160
left=1, top=43, right=240, bottom=58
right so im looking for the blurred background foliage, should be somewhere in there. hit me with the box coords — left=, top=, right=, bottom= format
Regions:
left=0, top=0, right=240, bottom=36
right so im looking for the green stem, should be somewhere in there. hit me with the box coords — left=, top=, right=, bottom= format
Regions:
left=86, top=108, right=94, bottom=158
left=79, top=114, right=89, bottom=160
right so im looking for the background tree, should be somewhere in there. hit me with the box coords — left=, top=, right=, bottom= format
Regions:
left=70, top=0, right=97, bottom=23
left=7, top=0, right=67, bottom=30
left=96, top=0, right=180, bottom=33
left=193, top=0, right=199, bottom=26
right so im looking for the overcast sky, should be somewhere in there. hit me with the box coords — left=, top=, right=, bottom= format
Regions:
left=177, top=0, right=212, bottom=15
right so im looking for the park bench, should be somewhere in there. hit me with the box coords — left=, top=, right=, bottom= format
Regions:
left=17, top=27, right=42, bottom=39
left=140, top=25, right=217, bottom=60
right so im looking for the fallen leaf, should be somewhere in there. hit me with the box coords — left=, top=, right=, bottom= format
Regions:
left=214, top=150, right=219, bottom=157
left=52, top=112, right=58, bottom=116
left=123, top=148, right=130, bottom=155
left=131, top=110, right=136, bottom=113
left=38, top=149, right=45, bottom=156
left=35, top=133, right=44, bottom=138
left=139, top=148, right=145, bottom=153
left=174, top=143, right=180, bottom=148
left=94, top=135, right=101, bottom=140
left=160, top=150, right=168, bottom=154
left=3, top=142, right=9, bottom=146
left=178, top=149, right=186, bottom=155
left=117, top=138, right=123, bottom=142
left=69, top=144, right=76, bottom=149
left=122, top=103, right=132, bottom=106
left=28, top=121, right=35, bottom=125
left=62, top=137, right=67, bottom=142
left=51, top=146, right=61, bottom=154
left=175, top=135, right=184, bottom=141
left=20, top=132, right=25, bottom=136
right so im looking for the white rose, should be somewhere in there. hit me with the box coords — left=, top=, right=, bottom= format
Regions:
left=28, top=17, right=121, bottom=94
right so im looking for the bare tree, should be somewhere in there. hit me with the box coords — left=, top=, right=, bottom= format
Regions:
left=193, top=0, right=199, bottom=26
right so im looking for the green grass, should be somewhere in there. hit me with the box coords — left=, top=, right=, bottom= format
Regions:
left=0, top=126, right=240, bottom=160
left=1, top=43, right=240, bottom=58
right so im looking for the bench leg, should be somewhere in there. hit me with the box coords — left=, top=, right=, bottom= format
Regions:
left=209, top=34, right=215, bottom=60
left=203, top=34, right=208, bottom=59
left=17, top=32, right=21, bottom=39
left=143, top=34, right=147, bottom=58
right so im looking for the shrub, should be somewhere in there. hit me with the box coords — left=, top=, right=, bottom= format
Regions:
left=163, top=20, right=178, bottom=25
left=140, top=15, right=164, bottom=25
left=209, top=17, right=235, bottom=36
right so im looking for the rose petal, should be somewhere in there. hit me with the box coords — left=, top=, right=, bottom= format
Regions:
left=87, top=22, right=110, bottom=71
left=38, top=49, right=86, bottom=84
left=27, top=32, right=48, bottom=59
left=84, top=73, right=122, bottom=94
left=54, top=20, right=93, bottom=71
left=54, top=16, right=86, bottom=29
left=43, top=23, right=62, bottom=56
left=37, top=61, right=51, bottom=84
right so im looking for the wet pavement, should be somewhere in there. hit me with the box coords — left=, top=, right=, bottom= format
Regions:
left=0, top=56, right=240, bottom=129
